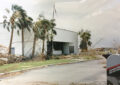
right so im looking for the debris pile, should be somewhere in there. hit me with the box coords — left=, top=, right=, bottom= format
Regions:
left=0, top=53, right=23, bottom=65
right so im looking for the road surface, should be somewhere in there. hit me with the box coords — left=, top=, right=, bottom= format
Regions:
left=0, top=59, right=106, bottom=85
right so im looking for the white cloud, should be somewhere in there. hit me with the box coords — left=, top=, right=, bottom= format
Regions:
left=91, top=10, right=103, bottom=16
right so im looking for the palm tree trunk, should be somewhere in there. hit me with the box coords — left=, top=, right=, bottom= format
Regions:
left=8, top=28, right=14, bottom=54
left=22, top=28, right=24, bottom=56
left=32, top=35, right=36, bottom=58
left=42, top=39, right=45, bottom=54
left=51, top=38, right=53, bottom=56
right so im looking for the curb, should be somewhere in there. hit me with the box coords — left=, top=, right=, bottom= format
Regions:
left=0, top=59, right=92, bottom=79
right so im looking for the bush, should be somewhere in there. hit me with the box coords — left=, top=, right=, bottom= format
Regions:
left=0, top=54, right=24, bottom=65
left=7, top=55, right=23, bottom=63
left=53, top=56, right=60, bottom=59
left=32, top=54, right=47, bottom=61
left=0, top=59, right=7, bottom=65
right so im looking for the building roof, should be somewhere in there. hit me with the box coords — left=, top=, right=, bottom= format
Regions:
left=55, top=28, right=78, bottom=34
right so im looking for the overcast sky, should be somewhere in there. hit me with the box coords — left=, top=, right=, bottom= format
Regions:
left=0, top=0, right=120, bottom=48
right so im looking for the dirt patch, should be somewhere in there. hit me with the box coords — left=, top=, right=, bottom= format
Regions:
left=0, top=71, right=25, bottom=79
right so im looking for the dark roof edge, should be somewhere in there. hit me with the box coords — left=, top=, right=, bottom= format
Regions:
left=55, top=28, right=78, bottom=34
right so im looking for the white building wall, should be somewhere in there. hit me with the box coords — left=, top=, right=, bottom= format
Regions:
left=54, top=28, right=79, bottom=54
left=12, top=29, right=22, bottom=55
left=0, top=24, right=22, bottom=55
left=0, top=24, right=47, bottom=57
left=54, top=28, right=77, bottom=43
left=24, top=28, right=79, bottom=56
left=0, top=24, right=78, bottom=56
left=24, top=29, right=47, bottom=57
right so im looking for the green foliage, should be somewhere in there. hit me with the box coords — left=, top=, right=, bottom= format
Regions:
left=32, top=15, right=57, bottom=56
left=15, top=10, right=33, bottom=32
left=79, top=29, right=92, bottom=52
left=3, top=5, right=26, bottom=54
left=33, top=16, right=51, bottom=41
left=3, top=5, right=33, bottom=37
left=49, top=19, right=57, bottom=41
left=34, top=16, right=57, bottom=41
left=11, top=5, right=33, bottom=56
left=3, top=5, right=22, bottom=31
left=3, top=4, right=57, bottom=56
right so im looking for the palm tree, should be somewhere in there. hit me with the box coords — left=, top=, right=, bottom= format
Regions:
left=3, top=5, right=21, bottom=54
left=32, top=15, right=52, bottom=58
left=48, top=19, right=56, bottom=57
left=48, top=0, right=57, bottom=57
left=40, top=19, right=50, bottom=54
left=13, top=5, right=33, bottom=56
left=32, top=15, right=56, bottom=58
left=78, top=29, right=92, bottom=52
left=32, top=19, right=42, bottom=57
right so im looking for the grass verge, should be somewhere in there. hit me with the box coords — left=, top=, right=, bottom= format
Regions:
left=71, top=55, right=100, bottom=60
left=82, top=55, right=100, bottom=60
left=0, top=59, right=76, bottom=73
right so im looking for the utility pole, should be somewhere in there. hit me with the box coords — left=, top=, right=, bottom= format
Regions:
left=51, top=0, right=57, bottom=56
left=52, top=0, right=56, bottom=19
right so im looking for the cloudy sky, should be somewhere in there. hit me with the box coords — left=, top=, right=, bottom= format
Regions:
left=0, top=0, right=120, bottom=48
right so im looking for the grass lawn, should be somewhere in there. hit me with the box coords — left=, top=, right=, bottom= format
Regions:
left=0, top=59, right=76, bottom=73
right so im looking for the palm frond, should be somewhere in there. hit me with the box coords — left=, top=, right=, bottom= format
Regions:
left=88, top=41, right=92, bottom=46
left=5, top=8, right=10, bottom=13
left=15, top=21, right=22, bottom=29
left=3, top=15, right=7, bottom=19
left=52, top=29, right=57, bottom=35
left=7, top=26, right=10, bottom=32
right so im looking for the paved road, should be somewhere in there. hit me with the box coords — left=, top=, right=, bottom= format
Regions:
left=0, top=59, right=106, bottom=85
